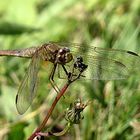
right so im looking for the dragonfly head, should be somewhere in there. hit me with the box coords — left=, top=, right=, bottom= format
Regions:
left=56, top=47, right=73, bottom=64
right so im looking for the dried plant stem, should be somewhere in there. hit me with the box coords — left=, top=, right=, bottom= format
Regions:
left=28, top=82, right=70, bottom=140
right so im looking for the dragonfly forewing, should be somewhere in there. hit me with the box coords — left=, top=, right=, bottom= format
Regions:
left=16, top=52, right=41, bottom=114
left=93, top=47, right=140, bottom=73
left=55, top=43, right=140, bottom=80
left=82, top=56, right=129, bottom=80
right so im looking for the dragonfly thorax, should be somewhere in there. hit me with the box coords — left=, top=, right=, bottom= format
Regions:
left=41, top=43, right=73, bottom=65
left=55, top=47, right=73, bottom=64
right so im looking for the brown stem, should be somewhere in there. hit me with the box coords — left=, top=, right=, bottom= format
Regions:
left=28, top=82, right=70, bottom=140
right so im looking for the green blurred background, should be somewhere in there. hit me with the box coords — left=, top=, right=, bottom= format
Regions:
left=0, top=0, right=140, bottom=140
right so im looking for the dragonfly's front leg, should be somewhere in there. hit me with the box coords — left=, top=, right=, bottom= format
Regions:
left=58, top=65, right=69, bottom=79
left=58, top=64, right=79, bottom=81
left=49, top=64, right=60, bottom=93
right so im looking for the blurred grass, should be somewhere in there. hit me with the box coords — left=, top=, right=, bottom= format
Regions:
left=0, top=0, right=140, bottom=140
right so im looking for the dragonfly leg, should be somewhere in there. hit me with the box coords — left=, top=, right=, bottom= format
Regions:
left=49, top=64, right=60, bottom=93
left=58, top=65, right=69, bottom=79
left=62, top=65, right=69, bottom=75
left=61, top=60, right=86, bottom=79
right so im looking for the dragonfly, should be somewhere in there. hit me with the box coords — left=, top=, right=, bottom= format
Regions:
left=0, top=42, right=140, bottom=114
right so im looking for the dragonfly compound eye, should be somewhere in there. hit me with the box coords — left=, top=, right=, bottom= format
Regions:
left=65, top=52, right=73, bottom=63
left=57, top=48, right=73, bottom=64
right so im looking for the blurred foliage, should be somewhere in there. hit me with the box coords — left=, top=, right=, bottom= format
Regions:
left=0, top=0, right=140, bottom=140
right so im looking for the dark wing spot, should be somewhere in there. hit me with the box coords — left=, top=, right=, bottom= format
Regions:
left=127, top=51, right=139, bottom=56
left=15, top=94, right=18, bottom=104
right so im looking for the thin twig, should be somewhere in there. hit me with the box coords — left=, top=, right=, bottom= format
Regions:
left=28, top=82, right=70, bottom=140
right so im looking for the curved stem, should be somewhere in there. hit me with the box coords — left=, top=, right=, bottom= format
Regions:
left=28, top=82, right=70, bottom=140
left=51, top=122, right=72, bottom=136
left=36, top=122, right=72, bottom=137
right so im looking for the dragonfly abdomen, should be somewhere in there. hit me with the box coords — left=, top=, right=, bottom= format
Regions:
left=0, top=47, right=37, bottom=58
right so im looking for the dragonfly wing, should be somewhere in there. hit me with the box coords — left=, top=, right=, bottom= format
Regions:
left=16, top=52, right=41, bottom=114
left=81, top=56, right=129, bottom=80
left=92, top=47, right=140, bottom=74
left=56, top=42, right=140, bottom=80
left=57, top=57, right=128, bottom=80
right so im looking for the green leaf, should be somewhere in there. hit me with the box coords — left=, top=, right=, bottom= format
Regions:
left=8, top=123, right=27, bottom=140
left=0, top=21, right=40, bottom=35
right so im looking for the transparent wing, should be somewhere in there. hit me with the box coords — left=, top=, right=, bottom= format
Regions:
left=56, top=42, right=140, bottom=80
left=58, top=56, right=129, bottom=80
left=16, top=52, right=41, bottom=114
left=81, top=56, right=129, bottom=80
left=91, top=47, right=140, bottom=74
